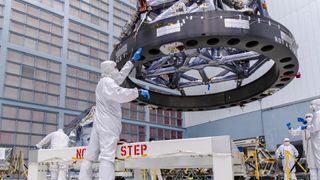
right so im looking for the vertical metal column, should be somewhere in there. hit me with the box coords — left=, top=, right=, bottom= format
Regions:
left=58, top=0, right=71, bottom=129
left=211, top=136, right=234, bottom=180
left=0, top=0, right=13, bottom=96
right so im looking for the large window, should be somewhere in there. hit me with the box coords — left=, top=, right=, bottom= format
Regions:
left=64, top=114, right=78, bottom=127
left=121, top=103, right=145, bottom=121
left=10, top=0, right=63, bottom=57
left=149, top=127, right=183, bottom=141
left=113, top=1, right=136, bottom=37
left=120, top=123, right=145, bottom=142
left=34, top=0, right=64, bottom=11
left=0, top=105, right=58, bottom=158
left=4, top=50, right=61, bottom=106
left=65, top=66, right=99, bottom=110
left=150, top=109, right=183, bottom=127
left=0, top=1, right=4, bottom=39
left=69, top=0, right=108, bottom=29
left=68, top=21, right=108, bottom=68
left=0, top=105, right=58, bottom=146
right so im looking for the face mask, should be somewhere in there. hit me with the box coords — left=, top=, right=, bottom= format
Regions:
left=306, top=117, right=313, bottom=124
left=284, top=142, right=290, bottom=146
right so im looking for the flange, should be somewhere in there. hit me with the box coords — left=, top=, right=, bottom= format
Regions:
left=111, top=11, right=299, bottom=111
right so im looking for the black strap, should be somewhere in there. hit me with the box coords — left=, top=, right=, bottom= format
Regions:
left=290, top=154, right=302, bottom=173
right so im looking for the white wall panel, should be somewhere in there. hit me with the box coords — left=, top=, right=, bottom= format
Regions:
left=185, top=0, right=320, bottom=127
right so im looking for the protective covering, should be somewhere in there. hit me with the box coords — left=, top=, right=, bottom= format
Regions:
left=36, top=129, right=69, bottom=180
left=79, top=60, right=139, bottom=180
left=275, top=139, right=299, bottom=180
left=307, top=99, right=320, bottom=179
left=36, top=129, right=69, bottom=150
left=289, top=114, right=315, bottom=169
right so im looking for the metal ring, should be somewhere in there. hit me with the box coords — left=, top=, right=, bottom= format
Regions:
left=111, top=11, right=299, bottom=111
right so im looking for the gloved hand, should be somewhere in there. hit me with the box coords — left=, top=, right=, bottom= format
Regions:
left=298, top=117, right=308, bottom=125
left=286, top=122, right=292, bottom=130
left=278, top=154, right=284, bottom=160
left=301, top=125, right=308, bottom=130
left=132, top=48, right=142, bottom=63
left=139, top=89, right=150, bottom=100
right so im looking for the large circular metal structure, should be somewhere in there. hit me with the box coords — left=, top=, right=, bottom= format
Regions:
left=111, top=2, right=299, bottom=111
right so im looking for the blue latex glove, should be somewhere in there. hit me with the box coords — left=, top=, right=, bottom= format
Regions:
left=132, top=48, right=142, bottom=62
left=298, top=117, right=307, bottom=125
left=286, top=122, right=292, bottom=130
left=301, top=125, right=308, bottom=130
left=140, top=89, right=150, bottom=100
left=279, top=154, right=284, bottom=160
left=207, top=84, right=211, bottom=91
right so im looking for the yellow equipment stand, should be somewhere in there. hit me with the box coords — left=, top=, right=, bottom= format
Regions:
left=284, top=150, right=307, bottom=180
left=245, top=150, right=260, bottom=180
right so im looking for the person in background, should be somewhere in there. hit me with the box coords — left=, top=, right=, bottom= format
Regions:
left=36, top=128, right=70, bottom=180
left=287, top=113, right=317, bottom=179
left=275, top=138, right=299, bottom=180
left=297, top=99, right=320, bottom=179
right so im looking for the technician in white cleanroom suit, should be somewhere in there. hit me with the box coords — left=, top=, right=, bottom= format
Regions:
left=301, top=99, right=320, bottom=179
left=36, top=128, right=70, bottom=180
left=287, top=113, right=318, bottom=180
left=275, top=138, right=299, bottom=180
left=79, top=48, right=150, bottom=180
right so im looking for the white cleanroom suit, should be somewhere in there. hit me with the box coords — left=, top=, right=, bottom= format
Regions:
left=275, top=138, right=299, bottom=180
left=36, top=129, right=69, bottom=180
left=79, top=60, right=140, bottom=180
left=289, top=113, right=318, bottom=180
left=307, top=99, right=320, bottom=179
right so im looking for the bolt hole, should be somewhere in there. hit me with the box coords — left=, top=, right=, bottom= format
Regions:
left=227, top=38, right=240, bottom=46
left=246, top=41, right=259, bottom=48
left=207, top=38, right=220, bottom=45
left=284, top=64, right=295, bottom=69
left=261, top=45, right=274, bottom=52
left=280, top=57, right=292, bottom=63
left=283, top=71, right=294, bottom=76
left=281, top=78, right=290, bottom=82
left=275, top=84, right=285, bottom=88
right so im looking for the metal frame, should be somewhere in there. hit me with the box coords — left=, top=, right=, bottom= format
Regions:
left=112, top=10, right=299, bottom=111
